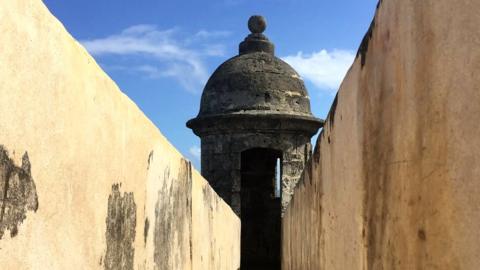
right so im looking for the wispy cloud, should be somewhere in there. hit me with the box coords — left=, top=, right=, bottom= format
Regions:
left=80, top=25, right=229, bottom=93
left=194, top=30, right=231, bottom=39
left=189, top=146, right=201, bottom=161
left=282, top=49, right=355, bottom=93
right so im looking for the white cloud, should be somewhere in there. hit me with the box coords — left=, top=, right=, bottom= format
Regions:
left=80, top=25, right=228, bottom=93
left=201, top=44, right=228, bottom=57
left=194, top=30, right=231, bottom=39
left=282, top=49, right=355, bottom=93
left=189, top=146, right=201, bottom=160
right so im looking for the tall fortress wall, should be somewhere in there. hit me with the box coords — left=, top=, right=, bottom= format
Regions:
left=282, top=0, right=480, bottom=269
left=0, top=1, right=240, bottom=269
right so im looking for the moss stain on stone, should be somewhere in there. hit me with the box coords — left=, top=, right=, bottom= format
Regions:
left=144, top=217, right=149, bottom=246
left=104, top=184, right=137, bottom=270
left=356, top=0, right=384, bottom=67
left=147, top=150, right=154, bottom=170
left=0, top=145, right=38, bottom=240
left=154, top=159, right=192, bottom=269
left=327, top=93, right=339, bottom=128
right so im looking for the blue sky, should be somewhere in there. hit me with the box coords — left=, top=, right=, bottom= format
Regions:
left=43, top=0, right=378, bottom=169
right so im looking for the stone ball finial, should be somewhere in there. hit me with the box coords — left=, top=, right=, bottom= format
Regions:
left=248, top=15, right=267, bottom=34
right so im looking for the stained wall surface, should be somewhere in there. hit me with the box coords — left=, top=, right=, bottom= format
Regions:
left=0, top=1, right=240, bottom=269
left=282, top=0, right=480, bottom=269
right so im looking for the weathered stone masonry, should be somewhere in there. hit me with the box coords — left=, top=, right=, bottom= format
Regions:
left=188, top=15, right=323, bottom=269
left=188, top=16, right=323, bottom=216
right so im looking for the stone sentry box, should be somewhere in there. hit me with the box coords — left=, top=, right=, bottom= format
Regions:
left=187, top=15, right=323, bottom=269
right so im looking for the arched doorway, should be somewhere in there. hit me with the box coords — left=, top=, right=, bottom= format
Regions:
left=240, top=148, right=282, bottom=270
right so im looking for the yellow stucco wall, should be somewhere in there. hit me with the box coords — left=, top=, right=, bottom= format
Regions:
left=283, top=0, right=480, bottom=269
left=0, top=1, right=240, bottom=269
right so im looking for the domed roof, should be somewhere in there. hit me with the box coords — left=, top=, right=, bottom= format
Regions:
left=198, top=52, right=312, bottom=117
left=187, top=15, right=323, bottom=136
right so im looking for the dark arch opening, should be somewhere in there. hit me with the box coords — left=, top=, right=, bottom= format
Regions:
left=240, top=148, right=282, bottom=270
